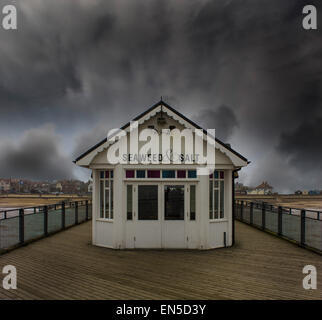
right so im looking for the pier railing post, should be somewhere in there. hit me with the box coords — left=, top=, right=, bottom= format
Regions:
left=240, top=201, right=244, bottom=221
left=278, top=206, right=283, bottom=236
left=19, top=208, right=24, bottom=244
left=75, top=201, right=78, bottom=225
left=300, top=209, right=306, bottom=247
left=262, top=202, right=266, bottom=230
left=44, top=205, right=48, bottom=236
left=85, top=200, right=89, bottom=221
left=250, top=202, right=254, bottom=225
left=62, top=201, right=65, bottom=229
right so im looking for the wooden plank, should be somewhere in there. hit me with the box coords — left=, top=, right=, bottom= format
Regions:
left=0, top=221, right=321, bottom=300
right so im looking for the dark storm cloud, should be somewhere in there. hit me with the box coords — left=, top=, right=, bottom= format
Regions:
left=72, top=124, right=108, bottom=159
left=0, top=0, right=321, bottom=191
left=193, top=105, right=239, bottom=141
left=277, top=117, right=322, bottom=172
left=0, top=125, right=74, bottom=181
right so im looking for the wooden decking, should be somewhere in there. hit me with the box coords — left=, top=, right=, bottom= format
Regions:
left=0, top=221, right=321, bottom=300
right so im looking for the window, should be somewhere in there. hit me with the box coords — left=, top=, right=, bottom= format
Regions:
left=188, top=170, right=197, bottom=178
left=190, top=185, right=196, bottom=220
left=147, top=170, right=160, bottom=178
left=125, top=169, right=198, bottom=179
left=99, top=170, right=114, bottom=219
left=162, top=170, right=175, bottom=178
left=127, top=185, right=133, bottom=220
left=137, top=170, right=146, bottom=178
left=138, top=185, right=158, bottom=220
left=177, top=170, right=186, bottom=178
left=209, top=170, right=225, bottom=220
left=164, top=185, right=184, bottom=220
left=126, top=170, right=135, bottom=178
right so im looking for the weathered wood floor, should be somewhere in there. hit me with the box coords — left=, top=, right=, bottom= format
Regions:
left=0, top=221, right=321, bottom=300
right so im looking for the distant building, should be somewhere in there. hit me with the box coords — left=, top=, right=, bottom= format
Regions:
left=235, top=182, right=249, bottom=195
left=247, top=181, right=273, bottom=195
left=56, top=182, right=63, bottom=192
left=0, top=179, right=11, bottom=192
left=308, top=190, right=320, bottom=195
left=295, top=190, right=302, bottom=195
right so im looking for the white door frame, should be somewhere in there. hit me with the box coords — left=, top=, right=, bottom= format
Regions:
left=125, top=181, right=198, bottom=249
left=161, top=183, right=187, bottom=248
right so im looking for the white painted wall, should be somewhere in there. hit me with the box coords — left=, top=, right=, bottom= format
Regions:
left=92, top=167, right=234, bottom=250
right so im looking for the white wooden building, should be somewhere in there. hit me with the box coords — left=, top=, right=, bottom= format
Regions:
left=75, top=101, right=248, bottom=249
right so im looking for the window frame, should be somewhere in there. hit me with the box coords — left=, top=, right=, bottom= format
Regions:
left=126, top=184, right=133, bottom=220
left=209, top=170, right=225, bottom=221
left=99, top=170, right=114, bottom=220
left=190, top=185, right=196, bottom=221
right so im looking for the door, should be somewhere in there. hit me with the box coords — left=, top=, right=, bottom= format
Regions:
left=125, top=182, right=199, bottom=249
left=125, top=183, right=162, bottom=248
left=161, top=184, right=186, bottom=248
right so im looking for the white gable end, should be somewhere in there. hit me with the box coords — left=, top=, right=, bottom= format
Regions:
left=75, top=102, right=248, bottom=168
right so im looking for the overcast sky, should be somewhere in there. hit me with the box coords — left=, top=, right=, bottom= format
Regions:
left=0, top=0, right=321, bottom=193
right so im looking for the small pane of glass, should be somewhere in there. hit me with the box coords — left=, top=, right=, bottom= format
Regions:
left=220, top=180, right=224, bottom=218
left=209, top=173, right=213, bottom=179
left=148, top=170, right=161, bottom=178
left=105, top=188, right=109, bottom=219
left=209, top=180, right=213, bottom=219
left=162, top=170, right=175, bottom=178
left=188, top=170, right=197, bottom=178
left=127, top=185, right=133, bottom=220
left=137, top=170, right=146, bottom=178
left=105, top=171, right=109, bottom=178
left=214, top=189, right=219, bottom=219
left=138, top=185, right=158, bottom=220
left=100, top=171, right=104, bottom=179
left=164, top=185, right=184, bottom=220
left=126, top=170, right=135, bottom=178
left=110, top=181, right=113, bottom=219
left=190, top=185, right=196, bottom=221
left=214, top=170, right=219, bottom=179
left=100, top=180, right=104, bottom=218
left=111, top=171, right=114, bottom=179
left=177, top=170, right=186, bottom=178
left=220, top=171, right=224, bottom=179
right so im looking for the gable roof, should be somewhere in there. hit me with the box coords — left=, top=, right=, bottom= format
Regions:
left=74, top=100, right=249, bottom=167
